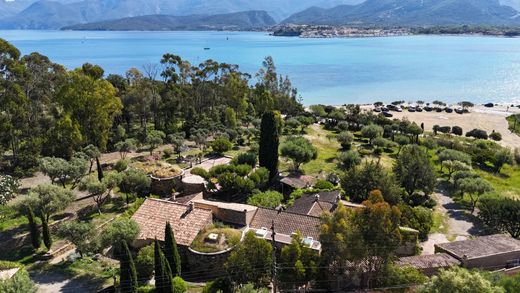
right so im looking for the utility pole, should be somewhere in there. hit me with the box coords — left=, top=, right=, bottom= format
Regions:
left=271, top=220, right=277, bottom=293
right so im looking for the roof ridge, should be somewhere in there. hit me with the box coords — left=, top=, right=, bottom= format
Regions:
left=256, top=206, right=321, bottom=220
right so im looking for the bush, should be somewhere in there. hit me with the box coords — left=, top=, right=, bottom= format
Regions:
left=437, top=126, right=451, bottom=134
left=337, top=131, right=354, bottom=150
left=232, top=152, right=257, bottom=168
left=466, top=128, right=488, bottom=139
left=210, top=137, right=232, bottom=154
left=515, top=148, right=520, bottom=165
left=114, top=159, right=129, bottom=172
left=202, top=277, right=233, bottom=293
left=489, top=131, right=502, bottom=141
left=190, top=167, right=209, bottom=180
left=0, top=268, right=36, bottom=293
left=423, top=137, right=437, bottom=149
left=172, top=276, right=188, bottom=293
left=247, top=191, right=283, bottom=208
left=451, top=126, right=463, bottom=136
left=162, top=148, right=173, bottom=158
left=338, top=151, right=361, bottom=170
left=314, top=179, right=335, bottom=189
left=235, top=164, right=253, bottom=177
left=135, top=244, right=154, bottom=282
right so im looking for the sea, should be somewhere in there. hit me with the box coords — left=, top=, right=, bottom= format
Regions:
left=2, top=30, right=520, bottom=105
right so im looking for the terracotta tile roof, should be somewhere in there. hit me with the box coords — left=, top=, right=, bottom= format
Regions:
left=249, top=207, right=321, bottom=240
left=286, top=190, right=340, bottom=216
left=435, top=234, right=520, bottom=260
left=397, top=253, right=460, bottom=270
left=131, top=198, right=212, bottom=246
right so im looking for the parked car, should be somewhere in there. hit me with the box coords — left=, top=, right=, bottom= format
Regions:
left=435, top=107, right=443, bottom=112
left=373, top=107, right=382, bottom=112
left=383, top=112, right=393, bottom=118
left=445, top=107, right=453, bottom=113
left=424, top=106, right=433, bottom=112
left=455, top=107, right=464, bottom=114
left=484, top=102, right=494, bottom=108
left=416, top=107, right=423, bottom=112
left=387, top=104, right=397, bottom=111
left=395, top=107, right=403, bottom=112
left=381, top=107, right=389, bottom=112
left=408, top=107, right=416, bottom=112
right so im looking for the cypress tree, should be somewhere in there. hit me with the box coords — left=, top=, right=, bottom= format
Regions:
left=164, top=222, right=181, bottom=277
left=120, top=240, right=138, bottom=293
left=154, top=239, right=164, bottom=293
left=41, top=216, right=52, bottom=250
left=259, top=111, right=280, bottom=181
left=27, top=207, right=41, bottom=249
left=162, top=252, right=174, bottom=293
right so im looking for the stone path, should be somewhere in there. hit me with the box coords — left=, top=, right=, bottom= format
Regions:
left=421, top=184, right=481, bottom=254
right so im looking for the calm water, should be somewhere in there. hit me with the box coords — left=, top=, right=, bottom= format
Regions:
left=2, top=30, right=520, bottom=105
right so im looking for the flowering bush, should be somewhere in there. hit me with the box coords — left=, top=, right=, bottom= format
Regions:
left=0, top=175, right=19, bottom=205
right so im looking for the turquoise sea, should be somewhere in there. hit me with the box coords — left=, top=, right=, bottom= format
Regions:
left=2, top=30, right=520, bottom=105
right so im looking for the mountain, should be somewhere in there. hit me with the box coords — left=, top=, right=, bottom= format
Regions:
left=0, top=1, right=85, bottom=29
left=62, top=10, right=277, bottom=31
left=282, top=0, right=520, bottom=26
left=0, top=0, right=363, bottom=29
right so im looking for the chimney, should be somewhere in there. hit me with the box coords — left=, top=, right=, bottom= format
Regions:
left=314, top=193, right=320, bottom=202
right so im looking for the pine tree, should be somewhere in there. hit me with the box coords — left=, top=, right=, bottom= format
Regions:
left=27, top=206, right=41, bottom=249
left=259, top=111, right=280, bottom=181
left=164, top=222, right=181, bottom=277
left=41, top=216, right=52, bottom=250
left=120, top=240, right=138, bottom=293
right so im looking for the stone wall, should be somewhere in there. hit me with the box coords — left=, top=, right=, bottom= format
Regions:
left=150, top=173, right=184, bottom=197
left=181, top=245, right=235, bottom=282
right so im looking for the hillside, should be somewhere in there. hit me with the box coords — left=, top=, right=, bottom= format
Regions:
left=62, top=10, right=277, bottom=31
left=282, top=0, right=520, bottom=26
left=0, top=0, right=362, bottom=29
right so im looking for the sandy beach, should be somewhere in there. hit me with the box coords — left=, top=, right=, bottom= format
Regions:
left=366, top=105, right=520, bottom=149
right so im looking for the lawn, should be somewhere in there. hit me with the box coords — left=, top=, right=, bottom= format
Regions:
left=477, top=164, right=520, bottom=200
left=52, top=256, right=118, bottom=288
left=506, top=115, right=520, bottom=136
left=0, top=204, right=28, bottom=232
left=300, top=124, right=341, bottom=175
left=190, top=227, right=241, bottom=253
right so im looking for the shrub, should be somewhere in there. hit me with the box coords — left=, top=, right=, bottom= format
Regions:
left=0, top=267, right=36, bottom=293
left=451, top=126, right=463, bottom=136
left=489, top=131, right=502, bottom=141
left=210, top=137, right=232, bottom=154
left=235, top=164, right=253, bottom=177
left=135, top=244, right=154, bottom=282
left=114, top=159, right=129, bottom=172
left=337, top=151, right=361, bottom=170
left=515, top=148, right=520, bottom=165
left=190, top=167, right=209, bottom=180
left=172, top=276, right=188, bottom=293
left=247, top=191, right=283, bottom=208
left=437, top=126, right=451, bottom=134
left=466, top=128, right=488, bottom=139
left=314, top=179, right=335, bottom=189
left=423, top=137, right=437, bottom=149
left=232, top=152, right=257, bottom=168
left=337, top=131, right=354, bottom=150
left=162, top=148, right=173, bottom=158
left=202, top=277, right=233, bottom=293
left=337, top=121, right=350, bottom=131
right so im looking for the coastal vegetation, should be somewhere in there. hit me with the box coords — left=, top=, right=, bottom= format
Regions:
left=1, top=36, right=520, bottom=293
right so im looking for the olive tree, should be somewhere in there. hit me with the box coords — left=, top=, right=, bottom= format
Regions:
left=280, top=136, right=318, bottom=171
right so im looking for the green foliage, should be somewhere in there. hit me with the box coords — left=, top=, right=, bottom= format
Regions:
left=237, top=284, right=269, bottom=293
left=42, top=216, right=51, bottom=250
left=314, top=179, right=335, bottom=190
left=259, top=111, right=280, bottom=180
left=451, top=126, right=463, bottom=136
left=280, top=136, right=318, bottom=170
left=231, top=152, right=257, bottom=168
left=419, top=267, right=503, bottom=293
left=135, top=244, right=155, bottom=282
left=202, top=277, right=233, bottom=293
left=120, top=240, right=138, bottom=293
left=190, top=167, right=210, bottom=180
left=0, top=175, right=19, bottom=205
left=22, top=184, right=75, bottom=221
left=146, top=130, right=165, bottom=155
left=490, top=131, right=502, bottom=141
left=337, top=131, right=354, bottom=150
left=119, top=169, right=151, bottom=199
left=457, top=177, right=493, bottom=213
left=40, top=156, right=88, bottom=188
left=164, top=222, right=181, bottom=277
left=115, top=139, right=137, bottom=160
left=278, top=232, right=319, bottom=290
left=249, top=167, right=270, bottom=190
left=247, top=190, right=283, bottom=208
left=337, top=150, right=361, bottom=170
left=497, top=272, right=520, bottom=293
left=172, top=276, right=188, bottom=293
left=466, top=128, right=489, bottom=140
left=438, top=149, right=472, bottom=165
left=101, top=218, right=140, bottom=252
left=56, top=221, right=96, bottom=257
left=479, top=197, right=520, bottom=238
left=114, top=159, right=129, bottom=172
left=320, top=193, right=402, bottom=289
left=27, top=207, right=41, bottom=249
left=381, top=264, right=427, bottom=288
left=0, top=268, right=36, bottom=293
left=211, top=137, right=233, bottom=154
left=494, top=148, right=514, bottom=173
left=399, top=204, right=433, bottom=240
left=361, top=124, right=383, bottom=143
left=395, top=145, right=437, bottom=196
left=226, top=231, right=272, bottom=287
left=224, top=107, right=238, bottom=129
left=342, top=161, right=401, bottom=205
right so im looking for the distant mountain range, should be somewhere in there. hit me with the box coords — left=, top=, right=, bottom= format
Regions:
left=1, top=0, right=520, bottom=30
left=62, top=11, right=276, bottom=31
left=0, top=0, right=361, bottom=29
left=282, top=0, right=520, bottom=26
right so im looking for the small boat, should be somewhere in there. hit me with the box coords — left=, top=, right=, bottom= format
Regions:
left=204, top=47, right=210, bottom=50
